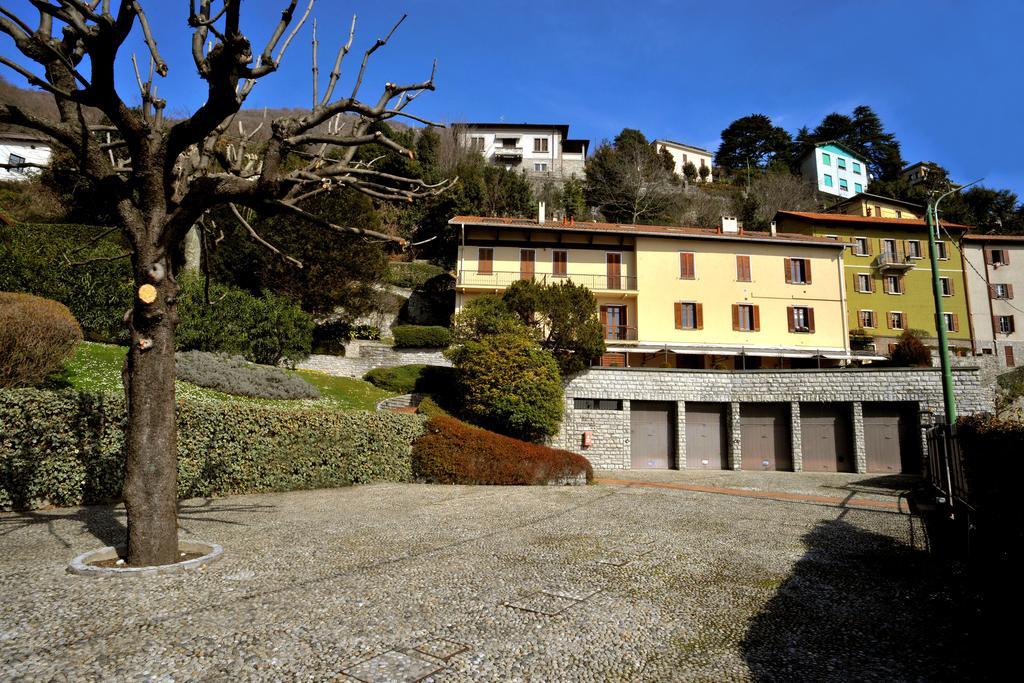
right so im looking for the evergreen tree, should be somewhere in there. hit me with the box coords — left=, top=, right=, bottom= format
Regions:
left=714, top=114, right=793, bottom=172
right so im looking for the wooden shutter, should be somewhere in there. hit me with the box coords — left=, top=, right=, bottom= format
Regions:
left=1004, top=250, right=1011, bottom=265
left=990, top=284, right=998, bottom=299
left=993, top=315, right=999, bottom=334
left=752, top=305, right=760, bottom=331
left=680, top=252, right=695, bottom=279
left=948, top=278, right=955, bottom=296
left=869, top=276, right=875, bottom=293
left=985, top=248, right=993, bottom=265
left=807, top=307, right=815, bottom=333
left=783, top=258, right=793, bottom=283
left=887, top=312, right=894, bottom=329
left=674, top=302, right=683, bottom=329
left=786, top=306, right=795, bottom=332
left=951, top=313, right=959, bottom=332
left=736, top=255, right=750, bottom=281
left=804, top=259, right=812, bottom=284
left=478, top=248, right=493, bottom=275
left=731, top=304, right=740, bottom=331
left=1011, top=316, right=1017, bottom=334
left=1008, top=284, right=1015, bottom=300
left=695, top=303, right=703, bottom=330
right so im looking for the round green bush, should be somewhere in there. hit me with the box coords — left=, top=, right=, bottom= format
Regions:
left=391, top=325, right=451, bottom=349
left=0, top=292, right=83, bottom=388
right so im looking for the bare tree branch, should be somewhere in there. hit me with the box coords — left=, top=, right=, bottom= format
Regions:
left=228, top=202, right=303, bottom=268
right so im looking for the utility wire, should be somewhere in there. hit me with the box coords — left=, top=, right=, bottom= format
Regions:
left=939, top=221, right=1024, bottom=316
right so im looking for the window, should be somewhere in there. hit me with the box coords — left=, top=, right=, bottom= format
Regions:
left=853, top=161, right=862, bottom=174
left=991, top=283, right=1013, bottom=299
left=679, top=252, right=695, bottom=279
left=788, top=306, right=815, bottom=333
left=735, top=255, right=751, bottom=282
left=988, top=248, right=1009, bottom=266
left=821, top=152, right=831, bottom=166
left=940, top=277, right=954, bottom=296
left=733, top=304, right=759, bottom=332
left=784, top=257, right=811, bottom=284
left=943, top=313, right=959, bottom=332
left=874, top=205, right=883, bottom=217
left=839, top=178, right=849, bottom=192
left=7, top=152, right=25, bottom=170
left=470, top=136, right=485, bottom=151
left=823, top=174, right=834, bottom=188
left=533, top=137, right=549, bottom=153
left=853, top=237, right=870, bottom=256
left=824, top=234, right=840, bottom=241
left=837, top=157, right=847, bottom=170
left=856, top=273, right=873, bottom=293
left=997, top=315, right=1015, bottom=334
left=907, top=240, right=922, bottom=259
left=859, top=310, right=876, bottom=328
left=895, top=210, right=903, bottom=218
left=477, top=247, right=493, bottom=275
left=573, top=398, right=622, bottom=410
left=552, top=250, right=567, bottom=277
left=885, top=274, right=903, bottom=294
left=854, top=183, right=863, bottom=193
left=533, top=162, right=548, bottom=172
left=888, top=311, right=905, bottom=330
left=674, top=302, right=702, bottom=330
left=882, top=238, right=897, bottom=256
left=936, top=241, right=948, bottom=259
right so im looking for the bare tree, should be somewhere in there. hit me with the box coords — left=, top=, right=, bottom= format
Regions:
left=0, top=1, right=451, bottom=566
left=584, top=130, right=678, bottom=224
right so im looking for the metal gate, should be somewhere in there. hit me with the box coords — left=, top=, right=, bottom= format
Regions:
left=685, top=403, right=727, bottom=469
left=800, top=403, right=854, bottom=472
left=863, top=403, right=919, bottom=473
left=630, top=401, right=675, bottom=469
left=740, top=403, right=792, bottom=471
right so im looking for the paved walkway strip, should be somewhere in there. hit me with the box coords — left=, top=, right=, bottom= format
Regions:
left=595, top=477, right=906, bottom=513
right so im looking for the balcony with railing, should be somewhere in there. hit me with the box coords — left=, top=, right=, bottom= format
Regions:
left=491, top=146, right=523, bottom=160
left=873, top=249, right=914, bottom=271
left=457, top=271, right=638, bottom=292
left=603, top=324, right=638, bottom=342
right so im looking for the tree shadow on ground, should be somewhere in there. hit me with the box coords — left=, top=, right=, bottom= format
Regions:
left=0, top=499, right=275, bottom=549
left=740, top=514, right=979, bottom=681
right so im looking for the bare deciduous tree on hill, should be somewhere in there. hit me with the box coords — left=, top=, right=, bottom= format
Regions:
left=0, top=0, right=451, bottom=566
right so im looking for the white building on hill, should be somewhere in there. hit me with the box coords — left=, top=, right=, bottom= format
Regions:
left=0, top=132, right=51, bottom=181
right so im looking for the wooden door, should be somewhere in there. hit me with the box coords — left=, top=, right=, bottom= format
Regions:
left=800, top=403, right=854, bottom=473
left=740, top=404, right=792, bottom=471
left=606, top=253, right=622, bottom=290
left=630, top=401, right=674, bottom=469
left=520, top=249, right=535, bottom=280
left=685, top=403, right=727, bottom=469
left=601, top=305, right=627, bottom=340
left=1007, top=346, right=1016, bottom=367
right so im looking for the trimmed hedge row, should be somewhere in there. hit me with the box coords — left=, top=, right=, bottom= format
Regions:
left=363, top=364, right=458, bottom=396
left=391, top=325, right=451, bottom=349
left=412, top=416, right=593, bottom=486
left=0, top=389, right=426, bottom=510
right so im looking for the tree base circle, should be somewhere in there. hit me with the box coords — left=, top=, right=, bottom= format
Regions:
left=67, top=541, right=223, bottom=577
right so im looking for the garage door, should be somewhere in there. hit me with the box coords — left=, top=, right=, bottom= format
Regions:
left=863, top=403, right=919, bottom=474
left=630, top=401, right=675, bottom=469
left=685, top=403, right=727, bottom=469
left=800, top=403, right=854, bottom=473
left=740, top=404, right=792, bottom=471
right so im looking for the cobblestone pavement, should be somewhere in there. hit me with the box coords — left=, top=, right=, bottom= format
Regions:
left=0, top=481, right=971, bottom=681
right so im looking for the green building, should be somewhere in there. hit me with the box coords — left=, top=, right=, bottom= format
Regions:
left=775, top=207, right=972, bottom=357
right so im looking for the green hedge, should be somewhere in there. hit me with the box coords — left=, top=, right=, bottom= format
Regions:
left=363, top=364, right=458, bottom=396
left=0, top=389, right=426, bottom=509
left=391, top=325, right=451, bottom=349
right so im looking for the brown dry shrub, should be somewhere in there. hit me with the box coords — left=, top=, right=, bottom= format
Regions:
left=412, top=415, right=593, bottom=485
left=0, top=292, right=82, bottom=388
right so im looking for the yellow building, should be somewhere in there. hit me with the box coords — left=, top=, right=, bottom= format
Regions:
left=775, top=210, right=973, bottom=354
left=452, top=215, right=851, bottom=369
left=826, top=192, right=923, bottom=220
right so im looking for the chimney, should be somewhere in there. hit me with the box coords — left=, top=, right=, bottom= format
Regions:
left=770, top=220, right=777, bottom=236
left=720, top=215, right=739, bottom=234
left=538, top=201, right=546, bottom=224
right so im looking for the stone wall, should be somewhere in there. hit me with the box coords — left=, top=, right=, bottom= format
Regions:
left=297, top=341, right=450, bottom=379
left=553, top=366, right=992, bottom=471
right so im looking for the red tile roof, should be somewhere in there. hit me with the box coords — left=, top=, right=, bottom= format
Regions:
left=449, top=215, right=845, bottom=247
left=961, top=233, right=1024, bottom=242
left=776, top=210, right=972, bottom=230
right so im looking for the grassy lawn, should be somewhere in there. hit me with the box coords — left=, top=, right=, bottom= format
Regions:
left=52, top=342, right=394, bottom=411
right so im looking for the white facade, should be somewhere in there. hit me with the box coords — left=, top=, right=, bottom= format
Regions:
left=962, top=236, right=1024, bottom=368
left=653, top=139, right=713, bottom=182
left=0, top=134, right=51, bottom=181
left=457, top=123, right=587, bottom=183
left=800, top=143, right=869, bottom=198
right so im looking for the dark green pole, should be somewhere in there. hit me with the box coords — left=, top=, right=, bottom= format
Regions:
left=925, top=202, right=958, bottom=425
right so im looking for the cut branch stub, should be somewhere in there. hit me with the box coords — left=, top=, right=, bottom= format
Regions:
left=138, top=283, right=158, bottom=304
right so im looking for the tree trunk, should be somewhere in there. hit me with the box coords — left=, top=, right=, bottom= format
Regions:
left=122, top=250, right=179, bottom=566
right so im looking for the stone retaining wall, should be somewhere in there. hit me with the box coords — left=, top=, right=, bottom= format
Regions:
left=297, top=341, right=450, bottom=378
left=553, top=367, right=992, bottom=471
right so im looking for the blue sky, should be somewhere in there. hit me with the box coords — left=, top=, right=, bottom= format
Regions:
left=3, top=1, right=1022, bottom=195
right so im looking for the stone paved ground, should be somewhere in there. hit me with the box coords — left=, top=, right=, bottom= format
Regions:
left=0, top=480, right=974, bottom=681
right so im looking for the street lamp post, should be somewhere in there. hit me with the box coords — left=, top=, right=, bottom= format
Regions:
left=925, top=180, right=981, bottom=425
